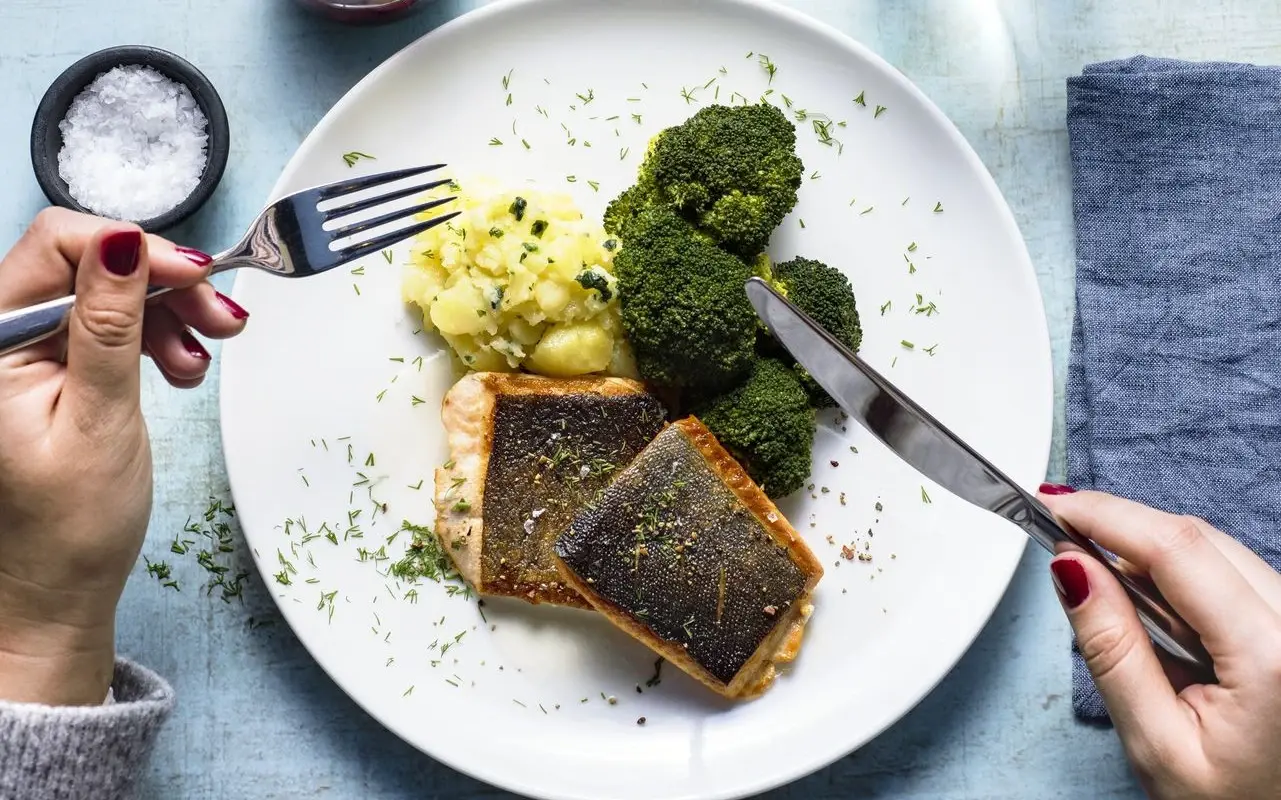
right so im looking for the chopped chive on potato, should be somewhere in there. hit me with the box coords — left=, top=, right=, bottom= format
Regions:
left=402, top=178, right=635, bottom=378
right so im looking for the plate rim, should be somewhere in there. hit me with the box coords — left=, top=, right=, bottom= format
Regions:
left=219, top=1, right=1053, bottom=797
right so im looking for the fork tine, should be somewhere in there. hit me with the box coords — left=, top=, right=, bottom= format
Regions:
left=323, top=178, right=453, bottom=221
left=316, top=164, right=447, bottom=201
left=331, top=196, right=457, bottom=239
left=335, top=211, right=461, bottom=264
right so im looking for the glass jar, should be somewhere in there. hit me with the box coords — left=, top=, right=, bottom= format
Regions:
left=293, top=0, right=425, bottom=24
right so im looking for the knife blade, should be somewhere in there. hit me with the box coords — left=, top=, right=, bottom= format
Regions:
left=744, top=276, right=1215, bottom=681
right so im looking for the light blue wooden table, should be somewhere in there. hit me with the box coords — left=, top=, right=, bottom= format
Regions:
left=4, top=1, right=1274, bottom=797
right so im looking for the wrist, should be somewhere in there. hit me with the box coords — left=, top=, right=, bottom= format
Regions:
left=0, top=573, right=117, bottom=705
left=0, top=637, right=115, bottom=706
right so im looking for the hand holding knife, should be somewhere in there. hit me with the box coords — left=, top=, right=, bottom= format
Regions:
left=744, top=277, right=1216, bottom=683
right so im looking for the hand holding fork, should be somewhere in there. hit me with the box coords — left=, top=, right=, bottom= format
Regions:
left=0, top=164, right=458, bottom=359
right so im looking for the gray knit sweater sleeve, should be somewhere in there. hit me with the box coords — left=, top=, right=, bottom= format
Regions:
left=0, top=659, right=174, bottom=800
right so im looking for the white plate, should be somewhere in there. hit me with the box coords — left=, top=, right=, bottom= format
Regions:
left=219, top=1, right=1052, bottom=798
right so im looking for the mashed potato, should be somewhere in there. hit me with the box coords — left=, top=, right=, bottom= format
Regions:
left=401, top=177, right=635, bottom=378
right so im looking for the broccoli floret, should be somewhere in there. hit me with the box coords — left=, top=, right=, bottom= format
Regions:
left=603, top=181, right=652, bottom=241
left=604, top=103, right=803, bottom=258
left=694, top=357, right=816, bottom=497
left=613, top=208, right=757, bottom=390
left=575, top=270, right=613, bottom=302
left=769, top=256, right=863, bottom=407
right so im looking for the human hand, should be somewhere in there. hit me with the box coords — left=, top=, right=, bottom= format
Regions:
left=0, top=209, right=248, bottom=706
left=1039, top=487, right=1281, bottom=800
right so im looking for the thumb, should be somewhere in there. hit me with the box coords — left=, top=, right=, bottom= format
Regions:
left=63, top=226, right=147, bottom=428
left=1051, top=553, right=1191, bottom=753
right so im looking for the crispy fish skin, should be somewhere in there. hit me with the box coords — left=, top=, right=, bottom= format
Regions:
left=553, top=417, right=823, bottom=699
left=435, top=372, right=666, bottom=608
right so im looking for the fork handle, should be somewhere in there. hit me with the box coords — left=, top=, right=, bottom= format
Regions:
left=0, top=282, right=196, bottom=359
left=0, top=294, right=80, bottom=357
left=0, top=243, right=254, bottom=359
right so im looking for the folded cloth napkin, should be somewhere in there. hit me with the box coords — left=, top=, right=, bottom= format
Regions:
left=1066, top=55, right=1281, bottom=720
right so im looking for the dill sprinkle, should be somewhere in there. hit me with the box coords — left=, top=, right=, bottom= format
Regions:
left=342, top=151, right=375, bottom=168
left=757, top=53, right=778, bottom=83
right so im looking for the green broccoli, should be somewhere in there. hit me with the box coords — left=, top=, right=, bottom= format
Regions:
left=613, top=207, right=757, bottom=390
left=604, top=103, right=803, bottom=258
left=769, top=256, right=863, bottom=407
left=602, top=180, right=653, bottom=242
left=694, top=357, right=816, bottom=497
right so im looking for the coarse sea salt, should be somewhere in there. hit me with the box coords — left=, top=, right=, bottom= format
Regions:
left=57, top=65, right=208, bottom=222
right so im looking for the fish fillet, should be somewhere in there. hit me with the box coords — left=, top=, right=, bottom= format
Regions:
left=435, top=372, right=666, bottom=608
left=553, top=417, right=823, bottom=699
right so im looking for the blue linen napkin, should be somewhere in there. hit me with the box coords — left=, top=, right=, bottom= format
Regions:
left=1066, top=55, right=1281, bottom=720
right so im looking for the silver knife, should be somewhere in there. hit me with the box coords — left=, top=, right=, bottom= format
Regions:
left=745, top=276, right=1215, bottom=682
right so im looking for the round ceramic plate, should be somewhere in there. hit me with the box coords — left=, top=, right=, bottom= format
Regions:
left=219, top=1, right=1052, bottom=798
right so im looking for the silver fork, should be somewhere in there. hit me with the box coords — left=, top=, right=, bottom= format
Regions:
left=0, top=164, right=459, bottom=358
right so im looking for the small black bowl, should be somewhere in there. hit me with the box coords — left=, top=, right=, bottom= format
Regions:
left=30, top=45, right=230, bottom=233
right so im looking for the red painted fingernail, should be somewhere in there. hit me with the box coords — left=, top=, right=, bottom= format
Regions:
left=175, top=246, right=213, bottom=267
left=215, top=292, right=249, bottom=320
left=1039, top=483, right=1076, bottom=495
left=101, top=230, right=142, bottom=276
left=181, top=330, right=210, bottom=360
left=1050, top=558, right=1090, bottom=609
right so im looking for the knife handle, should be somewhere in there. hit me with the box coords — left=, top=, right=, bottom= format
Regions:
left=1022, top=499, right=1216, bottom=684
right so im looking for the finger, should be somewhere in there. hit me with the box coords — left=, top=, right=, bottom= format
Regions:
left=154, top=283, right=249, bottom=340
left=148, top=356, right=206, bottom=390
left=61, top=226, right=148, bottom=428
left=1194, top=521, right=1281, bottom=616
left=1050, top=553, right=1195, bottom=764
left=139, top=340, right=204, bottom=389
left=1042, top=491, right=1277, bottom=654
left=0, top=208, right=211, bottom=311
left=141, top=304, right=212, bottom=383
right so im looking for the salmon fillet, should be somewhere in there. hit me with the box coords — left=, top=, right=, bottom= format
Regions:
left=435, top=372, right=666, bottom=608
left=553, top=417, right=823, bottom=699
